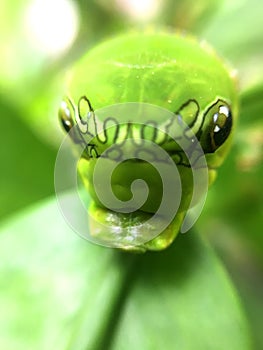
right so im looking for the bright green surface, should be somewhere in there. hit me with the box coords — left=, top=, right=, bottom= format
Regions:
left=68, top=31, right=238, bottom=113
left=0, top=0, right=262, bottom=348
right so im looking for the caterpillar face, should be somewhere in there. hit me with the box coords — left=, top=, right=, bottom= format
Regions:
left=59, top=96, right=233, bottom=158
left=58, top=31, right=238, bottom=252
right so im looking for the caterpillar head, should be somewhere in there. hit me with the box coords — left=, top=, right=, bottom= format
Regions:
left=58, top=31, right=238, bottom=252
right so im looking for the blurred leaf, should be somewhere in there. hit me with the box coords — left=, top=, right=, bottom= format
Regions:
left=204, top=230, right=263, bottom=350
left=201, top=0, right=263, bottom=90
left=159, top=0, right=222, bottom=33
left=0, top=193, right=251, bottom=350
left=239, top=82, right=263, bottom=125
left=198, top=168, right=263, bottom=350
left=0, top=96, right=58, bottom=219
left=199, top=148, right=263, bottom=260
left=201, top=0, right=263, bottom=58
left=110, top=233, right=251, bottom=350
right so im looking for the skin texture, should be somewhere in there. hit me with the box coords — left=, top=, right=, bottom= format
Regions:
left=59, top=30, right=238, bottom=252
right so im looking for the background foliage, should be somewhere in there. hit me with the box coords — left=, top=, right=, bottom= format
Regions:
left=0, top=0, right=262, bottom=349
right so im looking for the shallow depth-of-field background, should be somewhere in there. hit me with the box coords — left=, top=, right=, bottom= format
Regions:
left=0, top=1, right=262, bottom=349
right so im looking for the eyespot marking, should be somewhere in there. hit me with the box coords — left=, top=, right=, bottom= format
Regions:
left=199, top=99, right=233, bottom=153
left=59, top=96, right=233, bottom=164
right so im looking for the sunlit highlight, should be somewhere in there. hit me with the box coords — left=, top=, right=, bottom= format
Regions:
left=115, top=0, right=161, bottom=21
left=25, top=0, right=79, bottom=56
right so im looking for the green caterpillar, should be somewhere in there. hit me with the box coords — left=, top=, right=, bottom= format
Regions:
left=59, top=31, right=238, bottom=252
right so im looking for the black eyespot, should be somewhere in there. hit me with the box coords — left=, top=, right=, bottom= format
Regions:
left=58, top=97, right=87, bottom=145
left=200, top=100, right=232, bottom=153
left=211, top=104, right=232, bottom=150
left=58, top=98, right=75, bottom=133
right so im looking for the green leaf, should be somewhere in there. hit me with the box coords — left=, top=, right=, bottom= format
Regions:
left=110, top=232, right=251, bottom=350
left=201, top=0, right=263, bottom=59
left=157, top=0, right=222, bottom=32
left=239, top=83, right=263, bottom=125
left=0, top=193, right=251, bottom=349
left=0, top=97, right=58, bottom=219
left=0, top=195, right=133, bottom=350
left=201, top=0, right=263, bottom=90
